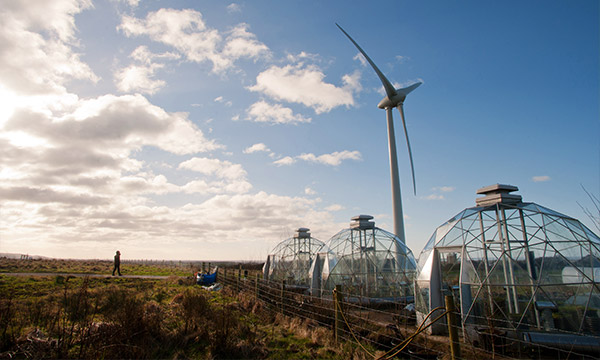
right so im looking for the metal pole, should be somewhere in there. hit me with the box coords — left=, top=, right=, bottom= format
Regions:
left=478, top=212, right=495, bottom=315
left=519, top=209, right=541, bottom=328
left=386, top=107, right=406, bottom=244
left=501, top=209, right=519, bottom=314
left=446, top=295, right=461, bottom=360
left=495, top=207, right=514, bottom=314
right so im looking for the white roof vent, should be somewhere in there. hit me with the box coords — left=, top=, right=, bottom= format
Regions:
left=295, top=227, right=311, bottom=239
left=476, top=184, right=522, bottom=206
left=350, top=215, right=375, bottom=229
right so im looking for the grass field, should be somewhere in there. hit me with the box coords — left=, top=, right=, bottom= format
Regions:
left=0, top=257, right=364, bottom=359
left=0, top=257, right=195, bottom=277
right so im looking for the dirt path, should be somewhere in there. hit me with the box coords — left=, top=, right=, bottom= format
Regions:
left=0, top=272, right=178, bottom=279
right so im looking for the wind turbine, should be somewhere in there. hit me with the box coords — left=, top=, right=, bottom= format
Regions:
left=337, top=23, right=421, bottom=245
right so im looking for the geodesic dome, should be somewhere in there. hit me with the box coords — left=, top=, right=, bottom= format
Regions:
left=311, top=215, right=417, bottom=300
left=415, top=184, right=600, bottom=343
left=263, top=228, right=324, bottom=286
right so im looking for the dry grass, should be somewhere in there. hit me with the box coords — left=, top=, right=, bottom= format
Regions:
left=0, top=259, right=356, bottom=359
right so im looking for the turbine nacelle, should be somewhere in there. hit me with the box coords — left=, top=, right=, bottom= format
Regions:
left=378, top=94, right=405, bottom=109
left=377, top=82, right=422, bottom=109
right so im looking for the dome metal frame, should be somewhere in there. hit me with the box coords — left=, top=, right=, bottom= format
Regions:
left=314, top=216, right=417, bottom=300
left=263, top=228, right=324, bottom=287
left=415, top=186, right=600, bottom=343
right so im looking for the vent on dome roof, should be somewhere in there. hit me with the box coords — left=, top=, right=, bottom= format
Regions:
left=476, top=184, right=522, bottom=206
left=295, top=227, right=311, bottom=239
left=350, top=215, right=375, bottom=229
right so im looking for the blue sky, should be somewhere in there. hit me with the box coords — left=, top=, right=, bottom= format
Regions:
left=0, top=0, right=598, bottom=261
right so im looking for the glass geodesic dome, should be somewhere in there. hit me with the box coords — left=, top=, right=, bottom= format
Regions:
left=312, top=215, right=417, bottom=300
left=415, top=184, right=600, bottom=341
left=263, top=228, right=324, bottom=286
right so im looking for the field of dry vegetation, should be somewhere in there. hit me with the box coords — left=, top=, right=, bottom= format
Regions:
left=0, top=258, right=366, bottom=359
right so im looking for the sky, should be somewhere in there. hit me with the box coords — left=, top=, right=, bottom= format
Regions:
left=0, top=0, right=598, bottom=261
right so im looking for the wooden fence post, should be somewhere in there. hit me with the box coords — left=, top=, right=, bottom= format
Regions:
left=280, top=280, right=285, bottom=315
left=237, top=265, right=241, bottom=292
left=334, top=285, right=343, bottom=343
left=445, top=295, right=461, bottom=360
left=255, top=273, right=259, bottom=299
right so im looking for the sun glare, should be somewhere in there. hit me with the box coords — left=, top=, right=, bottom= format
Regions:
left=0, top=85, right=18, bottom=127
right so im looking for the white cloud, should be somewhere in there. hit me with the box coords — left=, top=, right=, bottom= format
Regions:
left=424, top=186, right=454, bottom=201
left=325, top=204, right=344, bottom=212
left=0, top=0, right=98, bottom=95
left=1, top=186, right=340, bottom=259
left=297, top=150, right=362, bottom=166
left=424, top=194, right=445, bottom=200
left=248, top=63, right=356, bottom=114
left=353, top=52, right=368, bottom=67
left=123, top=0, right=140, bottom=7
left=395, top=55, right=408, bottom=63
left=273, top=156, right=295, bottom=166
left=286, top=51, right=319, bottom=63
left=0, top=0, right=353, bottom=261
left=130, top=45, right=180, bottom=64
left=118, top=9, right=269, bottom=74
left=243, top=143, right=270, bottom=154
left=223, top=23, right=270, bottom=60
left=433, top=186, right=455, bottom=193
left=178, top=157, right=247, bottom=181
left=44, top=94, right=219, bottom=154
left=0, top=91, right=226, bottom=217
left=304, top=187, right=316, bottom=195
left=214, top=95, right=232, bottom=107
left=227, top=3, right=241, bottom=13
left=246, top=100, right=311, bottom=125
left=115, top=63, right=166, bottom=95
left=177, top=157, right=252, bottom=195
left=532, top=175, right=551, bottom=182
left=273, top=151, right=361, bottom=167
left=342, top=70, right=362, bottom=93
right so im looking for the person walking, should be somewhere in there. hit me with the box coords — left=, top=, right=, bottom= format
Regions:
left=112, top=250, right=122, bottom=276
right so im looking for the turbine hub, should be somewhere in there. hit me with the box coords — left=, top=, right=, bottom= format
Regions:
left=378, top=94, right=405, bottom=109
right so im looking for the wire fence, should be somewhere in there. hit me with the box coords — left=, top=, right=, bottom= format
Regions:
left=214, top=268, right=600, bottom=360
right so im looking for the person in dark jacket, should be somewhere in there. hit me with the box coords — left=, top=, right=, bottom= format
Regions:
left=112, top=250, right=122, bottom=276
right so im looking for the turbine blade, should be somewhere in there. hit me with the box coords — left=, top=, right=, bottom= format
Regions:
left=397, top=104, right=417, bottom=195
left=336, top=23, right=397, bottom=99
left=398, top=82, right=422, bottom=97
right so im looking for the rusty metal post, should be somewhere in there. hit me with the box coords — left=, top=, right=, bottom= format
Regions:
left=445, top=295, right=461, bottom=360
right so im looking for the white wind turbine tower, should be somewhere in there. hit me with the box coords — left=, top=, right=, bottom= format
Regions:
left=337, top=24, right=421, bottom=245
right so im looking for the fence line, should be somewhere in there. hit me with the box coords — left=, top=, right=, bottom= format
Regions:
left=213, top=269, right=600, bottom=360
